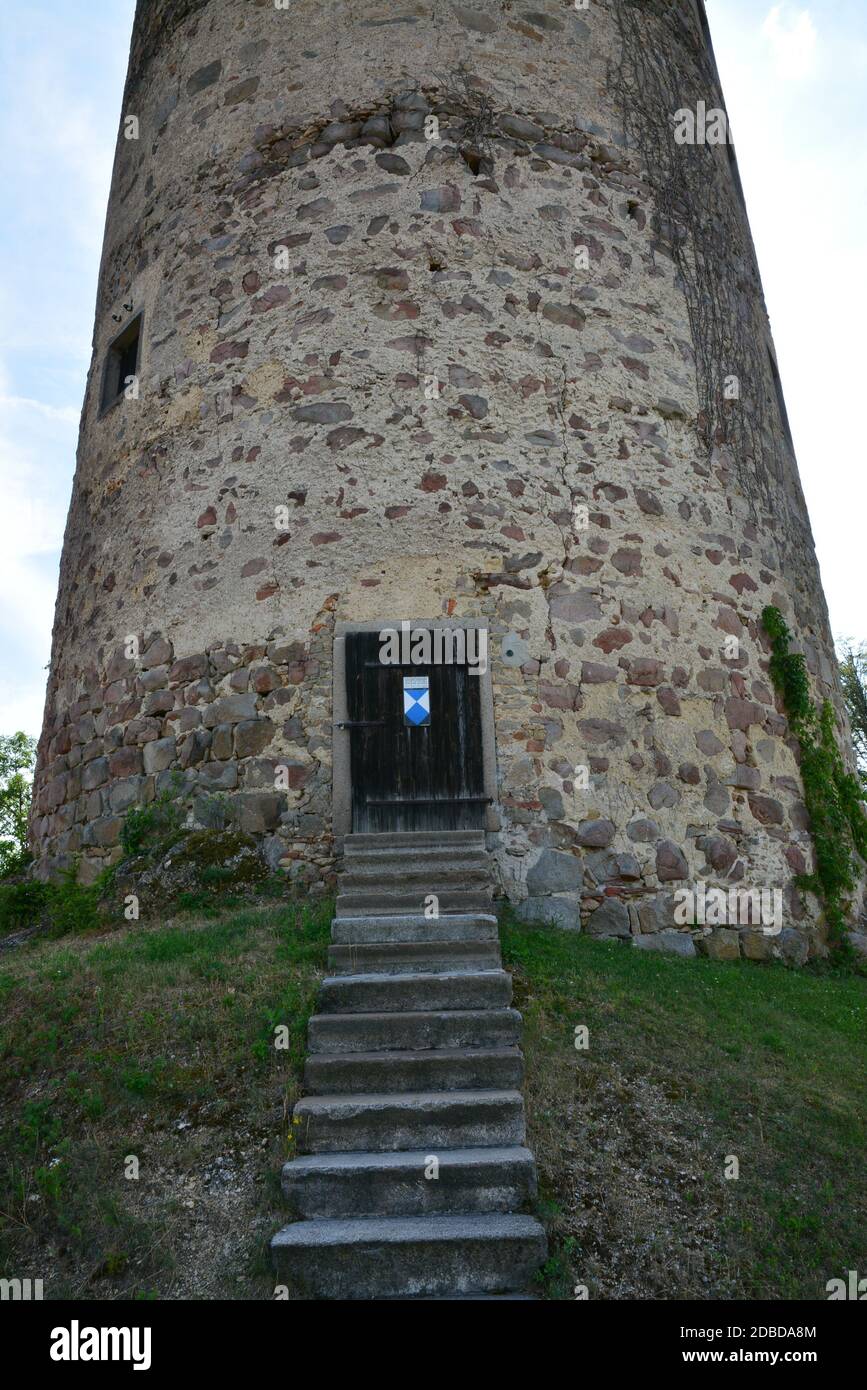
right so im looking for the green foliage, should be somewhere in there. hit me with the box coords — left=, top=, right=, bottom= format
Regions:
left=534, top=1237, right=581, bottom=1300
left=0, top=877, right=50, bottom=932
left=761, top=606, right=867, bottom=945
left=46, top=862, right=102, bottom=936
left=762, top=605, right=812, bottom=722
left=0, top=861, right=108, bottom=938
left=0, top=732, right=37, bottom=877
left=0, top=844, right=33, bottom=879
left=838, top=642, right=867, bottom=784
left=199, top=864, right=240, bottom=886
left=120, top=784, right=185, bottom=857
left=172, top=889, right=229, bottom=918
left=19, top=1097, right=62, bottom=1156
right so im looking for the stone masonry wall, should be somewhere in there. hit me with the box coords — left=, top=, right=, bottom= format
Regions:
left=32, top=0, right=858, bottom=961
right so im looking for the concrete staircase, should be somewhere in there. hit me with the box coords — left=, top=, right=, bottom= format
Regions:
left=271, top=830, right=547, bottom=1299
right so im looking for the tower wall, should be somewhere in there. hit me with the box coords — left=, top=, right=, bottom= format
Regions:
left=32, top=0, right=850, bottom=956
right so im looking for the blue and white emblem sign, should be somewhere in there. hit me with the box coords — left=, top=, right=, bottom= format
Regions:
left=403, top=675, right=430, bottom=726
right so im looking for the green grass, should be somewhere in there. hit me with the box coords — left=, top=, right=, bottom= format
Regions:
left=501, top=916, right=867, bottom=1300
left=0, top=899, right=331, bottom=1299
left=2, top=897, right=864, bottom=1301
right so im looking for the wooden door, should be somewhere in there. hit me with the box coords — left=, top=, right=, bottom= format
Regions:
left=344, top=630, right=487, bottom=832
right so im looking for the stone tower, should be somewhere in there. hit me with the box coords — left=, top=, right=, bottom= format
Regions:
left=31, top=0, right=852, bottom=959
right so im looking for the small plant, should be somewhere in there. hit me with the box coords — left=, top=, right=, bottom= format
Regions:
left=104, top=1250, right=128, bottom=1279
left=120, top=783, right=185, bottom=856
left=200, top=864, right=238, bottom=886
left=35, top=1160, right=67, bottom=1207
left=762, top=606, right=867, bottom=946
left=19, top=1097, right=62, bottom=1156
left=533, top=1237, right=582, bottom=1300
left=195, top=791, right=234, bottom=829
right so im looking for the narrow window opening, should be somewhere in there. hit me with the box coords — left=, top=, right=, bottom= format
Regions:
left=100, top=312, right=142, bottom=415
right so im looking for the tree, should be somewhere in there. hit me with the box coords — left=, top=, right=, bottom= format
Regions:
left=0, top=732, right=37, bottom=876
left=839, top=645, right=867, bottom=786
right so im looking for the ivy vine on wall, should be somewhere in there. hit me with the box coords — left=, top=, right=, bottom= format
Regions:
left=762, top=606, right=867, bottom=946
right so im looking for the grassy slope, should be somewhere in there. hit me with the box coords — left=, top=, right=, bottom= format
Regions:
left=0, top=902, right=331, bottom=1299
left=1, top=904, right=864, bottom=1300
left=502, top=917, right=867, bottom=1300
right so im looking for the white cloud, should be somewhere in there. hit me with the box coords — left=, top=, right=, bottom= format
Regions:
left=0, top=388, right=73, bottom=735
left=761, top=5, right=819, bottom=80
left=0, top=395, right=78, bottom=425
left=0, top=389, right=73, bottom=555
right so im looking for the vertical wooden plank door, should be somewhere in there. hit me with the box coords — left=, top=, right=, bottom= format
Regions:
left=345, top=630, right=487, bottom=832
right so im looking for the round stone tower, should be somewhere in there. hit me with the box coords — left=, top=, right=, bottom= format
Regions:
left=31, top=0, right=855, bottom=958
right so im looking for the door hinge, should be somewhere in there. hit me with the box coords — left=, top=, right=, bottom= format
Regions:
left=334, top=720, right=387, bottom=729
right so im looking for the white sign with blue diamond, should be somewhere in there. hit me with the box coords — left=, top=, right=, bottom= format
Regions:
left=403, top=675, right=430, bottom=726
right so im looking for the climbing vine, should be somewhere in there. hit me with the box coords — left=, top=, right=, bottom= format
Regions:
left=762, top=606, right=867, bottom=946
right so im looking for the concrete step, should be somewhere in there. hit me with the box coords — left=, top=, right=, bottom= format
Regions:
left=344, top=831, right=486, bottom=851
left=342, top=845, right=490, bottom=868
left=339, top=866, right=492, bottom=890
left=318, top=970, right=512, bottom=1015
left=308, top=1008, right=523, bottom=1055
left=270, top=1212, right=547, bottom=1300
left=305, top=1045, right=524, bottom=1095
left=293, top=1089, right=526, bottom=1153
left=328, top=939, right=501, bottom=975
left=336, top=888, right=493, bottom=917
left=281, top=1145, right=537, bottom=1219
left=341, top=861, right=490, bottom=882
left=267, top=834, right=549, bottom=1299
left=331, top=913, right=499, bottom=945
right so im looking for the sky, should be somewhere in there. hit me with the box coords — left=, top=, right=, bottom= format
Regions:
left=0, top=0, right=864, bottom=740
left=0, top=0, right=136, bottom=738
